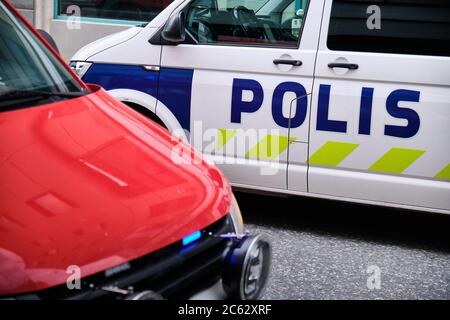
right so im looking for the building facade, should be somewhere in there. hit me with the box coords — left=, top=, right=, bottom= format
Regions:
left=10, top=0, right=172, bottom=60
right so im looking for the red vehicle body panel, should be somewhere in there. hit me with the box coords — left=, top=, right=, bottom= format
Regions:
left=0, top=85, right=231, bottom=296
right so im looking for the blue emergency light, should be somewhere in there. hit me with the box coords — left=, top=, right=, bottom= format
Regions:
left=182, top=230, right=201, bottom=246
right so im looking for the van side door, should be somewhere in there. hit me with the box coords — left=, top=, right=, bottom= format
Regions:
left=309, top=0, right=450, bottom=211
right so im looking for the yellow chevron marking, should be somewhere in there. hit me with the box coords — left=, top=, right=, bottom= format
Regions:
left=216, top=129, right=237, bottom=150
left=246, top=135, right=296, bottom=160
left=369, top=148, right=425, bottom=174
left=308, top=141, right=359, bottom=167
left=435, top=163, right=450, bottom=181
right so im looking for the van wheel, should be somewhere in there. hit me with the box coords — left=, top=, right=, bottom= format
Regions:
left=122, top=102, right=167, bottom=129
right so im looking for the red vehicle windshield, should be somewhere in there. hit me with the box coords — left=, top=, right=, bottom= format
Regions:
left=0, top=1, right=85, bottom=110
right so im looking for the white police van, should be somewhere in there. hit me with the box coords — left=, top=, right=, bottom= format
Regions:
left=71, top=0, right=450, bottom=214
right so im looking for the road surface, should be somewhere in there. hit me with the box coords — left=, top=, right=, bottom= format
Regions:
left=235, top=191, right=450, bottom=300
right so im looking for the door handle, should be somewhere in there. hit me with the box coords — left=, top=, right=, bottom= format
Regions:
left=328, top=62, right=359, bottom=70
left=273, top=59, right=302, bottom=67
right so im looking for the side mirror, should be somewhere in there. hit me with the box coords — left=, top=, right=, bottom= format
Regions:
left=161, top=12, right=186, bottom=44
left=37, top=29, right=60, bottom=54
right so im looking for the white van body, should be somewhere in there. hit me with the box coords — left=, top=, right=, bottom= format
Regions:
left=71, top=0, right=450, bottom=214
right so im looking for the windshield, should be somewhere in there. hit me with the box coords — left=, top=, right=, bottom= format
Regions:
left=0, top=2, right=84, bottom=106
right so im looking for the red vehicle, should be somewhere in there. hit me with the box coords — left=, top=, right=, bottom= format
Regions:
left=0, top=0, right=270, bottom=300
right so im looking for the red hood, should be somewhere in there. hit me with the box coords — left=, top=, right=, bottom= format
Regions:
left=0, top=86, right=231, bottom=296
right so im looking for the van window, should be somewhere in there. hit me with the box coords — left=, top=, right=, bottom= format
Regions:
left=327, top=0, right=450, bottom=57
left=186, top=0, right=309, bottom=47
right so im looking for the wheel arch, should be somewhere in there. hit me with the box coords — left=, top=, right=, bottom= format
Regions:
left=107, top=88, right=189, bottom=142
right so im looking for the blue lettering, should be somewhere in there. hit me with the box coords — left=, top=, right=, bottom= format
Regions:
left=231, top=79, right=263, bottom=123
left=272, top=82, right=308, bottom=129
left=358, top=87, right=374, bottom=135
left=317, top=84, right=347, bottom=133
left=385, top=89, right=420, bottom=138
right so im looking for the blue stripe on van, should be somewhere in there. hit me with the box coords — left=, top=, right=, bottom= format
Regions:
left=83, top=63, right=193, bottom=132
left=83, top=63, right=159, bottom=98
left=157, top=68, right=194, bottom=132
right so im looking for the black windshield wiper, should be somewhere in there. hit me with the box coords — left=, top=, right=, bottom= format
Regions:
left=0, top=89, right=86, bottom=100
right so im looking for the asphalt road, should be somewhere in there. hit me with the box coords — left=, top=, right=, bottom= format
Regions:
left=234, top=191, right=450, bottom=300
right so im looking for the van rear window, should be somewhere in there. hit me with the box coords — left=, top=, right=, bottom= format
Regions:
left=327, top=0, right=450, bottom=57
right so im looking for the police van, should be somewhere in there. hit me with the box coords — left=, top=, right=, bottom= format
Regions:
left=70, top=0, right=450, bottom=214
